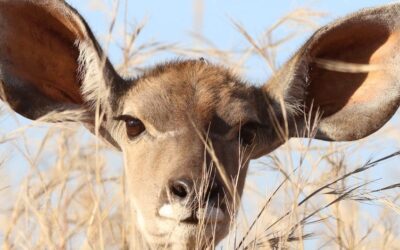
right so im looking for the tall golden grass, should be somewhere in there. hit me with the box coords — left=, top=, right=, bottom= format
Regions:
left=0, top=0, right=399, bottom=249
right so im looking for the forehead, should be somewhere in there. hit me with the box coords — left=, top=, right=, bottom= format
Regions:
left=122, top=60, right=258, bottom=131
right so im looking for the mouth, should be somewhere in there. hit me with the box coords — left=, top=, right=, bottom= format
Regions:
left=181, top=215, right=199, bottom=224
left=158, top=203, right=226, bottom=225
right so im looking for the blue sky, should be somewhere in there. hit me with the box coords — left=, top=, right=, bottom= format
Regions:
left=67, top=0, right=395, bottom=82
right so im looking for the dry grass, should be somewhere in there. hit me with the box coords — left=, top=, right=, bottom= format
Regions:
left=0, top=0, right=400, bottom=249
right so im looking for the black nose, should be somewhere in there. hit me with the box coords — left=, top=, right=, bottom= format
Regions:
left=169, top=179, right=193, bottom=201
left=206, top=181, right=222, bottom=202
left=168, top=178, right=224, bottom=205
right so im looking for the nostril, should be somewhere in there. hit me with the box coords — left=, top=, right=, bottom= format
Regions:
left=207, top=182, right=221, bottom=201
left=170, top=179, right=192, bottom=200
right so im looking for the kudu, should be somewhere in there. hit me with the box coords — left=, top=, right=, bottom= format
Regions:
left=1, top=0, right=400, bottom=249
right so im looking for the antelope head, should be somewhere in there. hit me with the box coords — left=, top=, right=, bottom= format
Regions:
left=1, top=1, right=400, bottom=249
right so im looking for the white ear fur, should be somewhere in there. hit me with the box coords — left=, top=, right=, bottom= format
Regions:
left=77, top=40, right=112, bottom=113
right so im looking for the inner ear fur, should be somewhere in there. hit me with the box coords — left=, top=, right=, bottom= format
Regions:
left=0, top=1, right=87, bottom=119
left=0, top=0, right=124, bottom=149
left=267, top=4, right=400, bottom=141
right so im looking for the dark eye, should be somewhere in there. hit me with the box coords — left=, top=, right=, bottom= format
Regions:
left=115, top=115, right=146, bottom=139
left=239, top=122, right=258, bottom=146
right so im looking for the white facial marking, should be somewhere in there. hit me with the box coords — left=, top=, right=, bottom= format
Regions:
left=159, top=204, right=175, bottom=219
left=159, top=204, right=192, bottom=221
left=152, top=129, right=186, bottom=139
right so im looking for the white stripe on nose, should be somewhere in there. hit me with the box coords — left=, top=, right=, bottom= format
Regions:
left=159, top=204, right=192, bottom=221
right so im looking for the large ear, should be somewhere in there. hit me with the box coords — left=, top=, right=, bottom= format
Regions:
left=0, top=0, right=126, bottom=148
left=264, top=3, right=400, bottom=142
